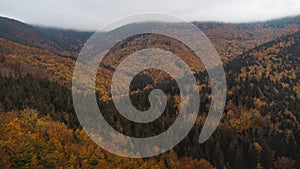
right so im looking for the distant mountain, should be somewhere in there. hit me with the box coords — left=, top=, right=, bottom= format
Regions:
left=34, top=26, right=93, bottom=57
left=194, top=15, right=300, bottom=29
left=264, top=15, right=300, bottom=28
left=0, top=17, right=63, bottom=55
left=195, top=18, right=300, bottom=62
left=0, top=16, right=93, bottom=58
left=2, top=15, right=300, bottom=61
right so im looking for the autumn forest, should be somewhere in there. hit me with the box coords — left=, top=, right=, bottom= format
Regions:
left=1, top=15, right=300, bottom=169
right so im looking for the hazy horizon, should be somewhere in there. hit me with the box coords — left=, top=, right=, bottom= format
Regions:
left=1, top=0, right=300, bottom=31
left=1, top=13, right=300, bottom=32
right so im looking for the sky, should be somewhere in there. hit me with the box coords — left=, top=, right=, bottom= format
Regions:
left=1, top=0, right=300, bottom=31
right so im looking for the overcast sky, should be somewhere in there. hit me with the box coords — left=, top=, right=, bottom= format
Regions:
left=1, top=0, right=300, bottom=31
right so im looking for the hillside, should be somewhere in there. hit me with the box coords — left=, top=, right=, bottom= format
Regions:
left=0, top=16, right=93, bottom=58
left=225, top=30, right=300, bottom=129
left=1, top=15, right=300, bottom=168
left=34, top=26, right=93, bottom=58
left=197, top=19, right=300, bottom=62
left=0, top=17, right=63, bottom=55
left=2, top=15, right=300, bottom=62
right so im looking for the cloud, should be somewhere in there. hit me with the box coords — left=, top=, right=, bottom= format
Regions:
left=0, top=0, right=300, bottom=31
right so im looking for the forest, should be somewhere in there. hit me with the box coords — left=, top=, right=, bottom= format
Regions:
left=1, top=15, right=300, bottom=168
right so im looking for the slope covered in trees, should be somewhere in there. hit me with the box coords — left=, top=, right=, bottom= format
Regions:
left=195, top=17, right=300, bottom=62
left=0, top=17, right=63, bottom=56
left=2, top=15, right=300, bottom=168
left=2, top=15, right=300, bottom=61
left=34, top=26, right=93, bottom=58
left=0, top=109, right=217, bottom=169
left=0, top=16, right=93, bottom=58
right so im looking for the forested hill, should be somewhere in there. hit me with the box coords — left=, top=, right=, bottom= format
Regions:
left=1, top=15, right=300, bottom=168
left=0, top=17, right=63, bottom=54
left=2, top=15, right=300, bottom=61
left=0, top=16, right=93, bottom=58
left=34, top=26, right=93, bottom=58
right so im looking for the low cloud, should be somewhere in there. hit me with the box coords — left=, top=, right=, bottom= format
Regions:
left=0, top=0, right=300, bottom=31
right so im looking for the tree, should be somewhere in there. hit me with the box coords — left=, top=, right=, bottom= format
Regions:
left=0, top=54, right=6, bottom=63
left=273, top=157, right=296, bottom=169
left=247, top=142, right=263, bottom=169
left=261, top=143, right=273, bottom=169
left=165, top=149, right=179, bottom=169
left=197, top=159, right=216, bottom=169
left=234, top=145, right=246, bottom=169
left=212, top=142, right=225, bottom=169
left=287, top=134, right=297, bottom=159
